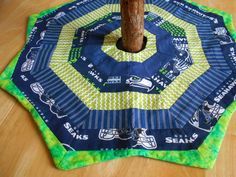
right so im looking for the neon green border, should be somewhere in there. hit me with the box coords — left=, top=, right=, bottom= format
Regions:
left=0, top=0, right=236, bottom=170
left=186, top=0, right=236, bottom=41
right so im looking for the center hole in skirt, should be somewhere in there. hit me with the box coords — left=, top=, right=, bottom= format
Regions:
left=116, top=36, right=147, bottom=53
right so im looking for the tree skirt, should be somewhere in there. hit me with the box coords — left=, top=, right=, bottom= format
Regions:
left=0, top=0, right=236, bottom=170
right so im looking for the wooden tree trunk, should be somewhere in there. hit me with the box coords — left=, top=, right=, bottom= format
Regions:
left=121, top=0, right=144, bottom=53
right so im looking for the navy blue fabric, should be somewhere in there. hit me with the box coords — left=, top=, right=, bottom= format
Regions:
left=11, top=0, right=236, bottom=151
left=72, top=16, right=179, bottom=93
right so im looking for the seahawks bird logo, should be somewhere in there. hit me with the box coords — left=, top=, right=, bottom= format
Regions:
left=126, top=76, right=155, bottom=93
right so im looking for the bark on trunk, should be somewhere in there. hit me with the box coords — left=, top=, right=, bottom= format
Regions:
left=121, top=0, right=144, bottom=53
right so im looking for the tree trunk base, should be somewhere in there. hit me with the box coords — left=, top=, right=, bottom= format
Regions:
left=121, top=0, right=144, bottom=53
left=116, top=36, right=147, bottom=53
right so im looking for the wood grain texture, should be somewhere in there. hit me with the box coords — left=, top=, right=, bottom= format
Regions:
left=121, top=0, right=144, bottom=52
left=0, top=0, right=236, bottom=177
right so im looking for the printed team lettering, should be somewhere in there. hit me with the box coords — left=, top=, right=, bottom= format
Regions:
left=229, top=47, right=236, bottom=66
left=165, top=133, right=198, bottom=144
left=88, top=63, right=103, bottom=82
left=214, top=79, right=236, bottom=102
left=173, top=1, right=217, bottom=23
left=64, top=122, right=88, bottom=140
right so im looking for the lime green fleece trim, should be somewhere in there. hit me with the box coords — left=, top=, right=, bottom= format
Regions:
left=186, top=0, right=236, bottom=41
left=0, top=0, right=236, bottom=170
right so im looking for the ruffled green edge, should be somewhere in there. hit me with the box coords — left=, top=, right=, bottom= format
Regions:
left=0, top=0, right=236, bottom=170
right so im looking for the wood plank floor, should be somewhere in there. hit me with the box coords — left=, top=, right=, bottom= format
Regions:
left=0, top=0, right=236, bottom=176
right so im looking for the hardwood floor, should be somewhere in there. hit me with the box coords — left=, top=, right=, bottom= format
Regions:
left=0, top=0, right=235, bottom=176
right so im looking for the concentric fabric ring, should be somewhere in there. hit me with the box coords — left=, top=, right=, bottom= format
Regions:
left=22, top=0, right=232, bottom=131
left=8, top=0, right=235, bottom=152
left=26, top=3, right=197, bottom=127
left=70, top=16, right=187, bottom=93
left=48, top=4, right=209, bottom=110
left=27, top=0, right=227, bottom=131
left=1, top=0, right=236, bottom=170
